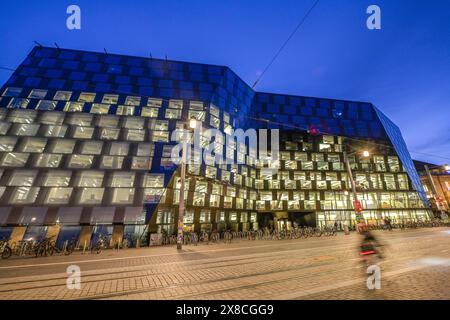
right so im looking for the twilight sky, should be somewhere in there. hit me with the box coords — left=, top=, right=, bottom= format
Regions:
left=0, top=0, right=449, bottom=164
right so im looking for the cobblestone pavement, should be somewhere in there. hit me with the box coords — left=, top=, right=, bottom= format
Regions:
left=0, top=228, right=449, bottom=300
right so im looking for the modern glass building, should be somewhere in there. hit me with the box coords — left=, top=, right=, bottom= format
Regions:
left=0, top=46, right=431, bottom=247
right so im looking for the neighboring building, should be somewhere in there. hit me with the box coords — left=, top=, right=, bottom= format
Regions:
left=414, top=160, right=450, bottom=214
left=0, top=46, right=431, bottom=247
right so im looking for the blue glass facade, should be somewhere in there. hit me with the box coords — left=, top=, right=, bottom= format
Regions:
left=0, top=47, right=431, bottom=245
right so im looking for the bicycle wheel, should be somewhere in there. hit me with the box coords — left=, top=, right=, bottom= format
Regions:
left=1, top=246, right=12, bottom=259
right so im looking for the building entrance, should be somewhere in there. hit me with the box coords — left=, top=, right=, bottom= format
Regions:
left=288, top=212, right=316, bottom=228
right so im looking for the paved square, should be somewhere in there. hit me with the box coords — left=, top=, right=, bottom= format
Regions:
left=0, top=228, right=449, bottom=300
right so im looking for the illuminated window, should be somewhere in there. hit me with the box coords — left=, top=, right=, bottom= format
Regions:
left=45, top=187, right=73, bottom=204
left=147, top=98, right=162, bottom=108
left=111, top=188, right=134, bottom=204
left=2, top=87, right=22, bottom=97
left=141, top=107, right=159, bottom=118
left=125, top=96, right=141, bottom=106
left=73, top=126, right=94, bottom=139
left=111, top=172, right=135, bottom=187
left=9, top=186, right=39, bottom=204
left=19, top=138, right=47, bottom=153
left=28, top=89, right=47, bottom=99
left=78, top=92, right=96, bottom=103
left=8, top=170, right=37, bottom=186
left=91, top=103, right=110, bottom=114
left=136, top=143, right=155, bottom=157
left=98, top=115, right=119, bottom=128
left=77, top=171, right=104, bottom=187
left=43, top=171, right=71, bottom=187
left=8, top=98, right=29, bottom=109
left=102, top=94, right=118, bottom=104
left=51, top=139, right=75, bottom=154
left=64, top=101, right=84, bottom=112
left=131, top=157, right=152, bottom=170
left=100, top=156, right=123, bottom=169
left=79, top=188, right=104, bottom=204
left=10, top=123, right=40, bottom=136
left=125, top=129, right=145, bottom=141
left=54, top=91, right=72, bottom=101
left=116, top=105, right=134, bottom=115
left=165, top=108, right=182, bottom=119
left=100, top=128, right=120, bottom=140
left=0, top=137, right=17, bottom=151
left=110, top=142, right=129, bottom=156
left=67, top=155, right=94, bottom=168
left=34, top=154, right=62, bottom=168
left=1, top=152, right=29, bottom=167
left=42, top=125, right=67, bottom=138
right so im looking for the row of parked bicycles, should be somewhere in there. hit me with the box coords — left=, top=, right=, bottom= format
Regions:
left=0, top=234, right=113, bottom=259
left=365, top=218, right=448, bottom=231
left=161, top=226, right=339, bottom=246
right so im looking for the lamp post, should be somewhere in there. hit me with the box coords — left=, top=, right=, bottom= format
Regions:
left=176, top=119, right=198, bottom=250
left=343, top=148, right=370, bottom=231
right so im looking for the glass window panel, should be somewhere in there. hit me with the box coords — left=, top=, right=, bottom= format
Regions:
left=141, top=107, right=159, bottom=118
left=42, top=125, right=67, bottom=137
left=79, top=188, right=104, bottom=204
left=136, top=143, right=155, bottom=156
left=98, top=115, right=119, bottom=128
left=111, top=172, right=135, bottom=187
left=131, top=157, right=152, bottom=170
left=91, top=103, right=110, bottom=114
left=165, top=108, right=182, bottom=119
left=100, top=128, right=120, bottom=140
left=34, top=154, right=62, bottom=168
left=54, top=91, right=72, bottom=101
left=147, top=98, right=162, bottom=108
left=73, top=126, right=94, bottom=139
left=67, top=155, right=93, bottom=168
left=8, top=98, right=29, bottom=109
left=111, top=188, right=135, bottom=204
left=0, top=137, right=18, bottom=151
left=1, top=152, right=29, bottom=167
left=45, top=187, right=73, bottom=204
left=19, top=137, right=47, bottom=153
left=51, top=139, right=76, bottom=154
left=43, top=170, right=71, bottom=186
left=75, top=170, right=104, bottom=187
left=100, top=156, right=123, bottom=169
left=10, top=123, right=40, bottom=136
left=28, top=89, right=47, bottom=99
left=8, top=170, right=37, bottom=186
left=110, top=142, right=129, bottom=155
left=126, top=129, right=145, bottom=141
left=78, top=92, right=96, bottom=103
left=64, top=101, right=84, bottom=112
left=81, top=141, right=103, bottom=155
left=9, top=187, right=39, bottom=204
left=102, top=94, right=118, bottom=104
left=116, top=105, right=135, bottom=115
left=125, top=96, right=141, bottom=106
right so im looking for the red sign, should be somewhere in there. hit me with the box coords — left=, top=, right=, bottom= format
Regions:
left=353, top=200, right=363, bottom=213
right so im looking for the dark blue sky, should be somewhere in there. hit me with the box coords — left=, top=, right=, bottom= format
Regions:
left=1, top=0, right=449, bottom=164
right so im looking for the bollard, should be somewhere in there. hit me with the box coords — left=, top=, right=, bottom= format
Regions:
left=62, top=240, right=68, bottom=254
left=82, top=240, right=87, bottom=254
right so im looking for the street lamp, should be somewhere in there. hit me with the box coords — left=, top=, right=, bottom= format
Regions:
left=176, top=119, right=198, bottom=250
